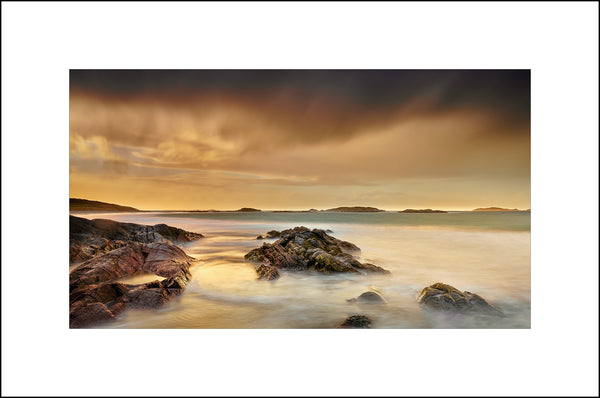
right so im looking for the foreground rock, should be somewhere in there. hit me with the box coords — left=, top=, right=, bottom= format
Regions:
left=417, top=283, right=504, bottom=316
left=69, top=216, right=203, bottom=328
left=70, top=215, right=203, bottom=263
left=337, top=314, right=372, bottom=328
left=245, top=226, right=389, bottom=276
left=70, top=242, right=197, bottom=328
left=347, top=287, right=387, bottom=304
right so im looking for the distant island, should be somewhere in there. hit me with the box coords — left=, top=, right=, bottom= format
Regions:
left=324, top=206, right=384, bottom=212
left=273, top=209, right=319, bottom=213
left=399, top=209, right=447, bottom=213
left=70, top=198, right=140, bottom=212
left=472, top=207, right=529, bottom=212
left=191, top=207, right=262, bottom=212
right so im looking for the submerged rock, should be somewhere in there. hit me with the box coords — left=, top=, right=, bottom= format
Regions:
left=417, top=283, right=504, bottom=316
left=255, top=264, right=280, bottom=281
left=69, top=215, right=203, bottom=263
left=348, top=287, right=387, bottom=304
left=245, top=226, right=389, bottom=275
left=256, top=230, right=281, bottom=240
left=337, top=314, right=372, bottom=328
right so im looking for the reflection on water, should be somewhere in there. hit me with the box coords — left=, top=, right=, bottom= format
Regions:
left=75, top=212, right=530, bottom=329
left=115, top=271, right=166, bottom=285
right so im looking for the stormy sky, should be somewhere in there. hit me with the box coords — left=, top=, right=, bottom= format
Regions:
left=69, top=69, right=530, bottom=210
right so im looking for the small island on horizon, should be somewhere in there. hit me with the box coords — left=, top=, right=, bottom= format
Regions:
left=323, top=206, right=384, bottom=213
left=399, top=209, right=448, bottom=213
left=472, top=207, right=530, bottom=212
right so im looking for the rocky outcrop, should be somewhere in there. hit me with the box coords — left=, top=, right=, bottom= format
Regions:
left=347, top=287, right=387, bottom=304
left=70, top=215, right=203, bottom=263
left=337, top=314, right=372, bottom=328
left=70, top=242, right=197, bottom=328
left=417, top=283, right=504, bottom=316
left=69, top=216, right=203, bottom=328
left=245, top=226, right=389, bottom=275
left=255, top=264, right=280, bottom=280
left=256, top=230, right=281, bottom=240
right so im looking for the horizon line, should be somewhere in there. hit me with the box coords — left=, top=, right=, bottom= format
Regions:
left=69, top=198, right=530, bottom=213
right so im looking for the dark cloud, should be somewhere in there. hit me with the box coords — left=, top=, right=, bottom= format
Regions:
left=70, top=69, right=530, bottom=210
left=70, top=69, right=530, bottom=128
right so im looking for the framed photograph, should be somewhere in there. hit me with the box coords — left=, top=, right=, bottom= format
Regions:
left=68, top=69, right=531, bottom=330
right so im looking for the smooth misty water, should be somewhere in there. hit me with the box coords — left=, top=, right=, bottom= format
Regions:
left=72, top=211, right=531, bottom=329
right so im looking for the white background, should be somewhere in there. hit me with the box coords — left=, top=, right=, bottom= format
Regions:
left=2, top=2, right=598, bottom=396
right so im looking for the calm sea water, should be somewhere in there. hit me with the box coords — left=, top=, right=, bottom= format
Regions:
left=71, top=211, right=531, bottom=329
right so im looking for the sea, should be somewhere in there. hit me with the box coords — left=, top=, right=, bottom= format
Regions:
left=70, top=210, right=531, bottom=329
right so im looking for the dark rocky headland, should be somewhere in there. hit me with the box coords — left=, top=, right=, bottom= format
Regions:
left=69, top=215, right=203, bottom=328
left=245, top=226, right=390, bottom=276
left=70, top=198, right=140, bottom=212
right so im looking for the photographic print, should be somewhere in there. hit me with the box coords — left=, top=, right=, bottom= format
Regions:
left=69, top=69, right=531, bottom=329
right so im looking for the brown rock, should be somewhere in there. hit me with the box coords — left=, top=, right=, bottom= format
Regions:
left=417, top=282, right=504, bottom=316
left=337, top=314, right=372, bottom=328
left=256, top=264, right=280, bottom=280
left=108, top=302, right=127, bottom=315
left=69, top=239, right=197, bottom=328
left=348, top=288, right=386, bottom=304
left=69, top=244, right=146, bottom=287
left=69, top=215, right=203, bottom=263
left=70, top=302, right=115, bottom=328
left=123, top=287, right=173, bottom=309
left=141, top=242, right=194, bottom=279
left=245, top=226, right=389, bottom=275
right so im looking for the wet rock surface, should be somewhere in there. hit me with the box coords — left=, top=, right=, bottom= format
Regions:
left=255, top=264, right=280, bottom=280
left=245, top=226, right=389, bottom=275
left=417, top=283, right=504, bottom=316
left=70, top=242, right=196, bottom=328
left=69, top=302, right=116, bottom=328
left=70, top=215, right=203, bottom=263
left=69, top=216, right=201, bottom=328
left=348, top=287, right=387, bottom=304
left=337, top=314, right=373, bottom=328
